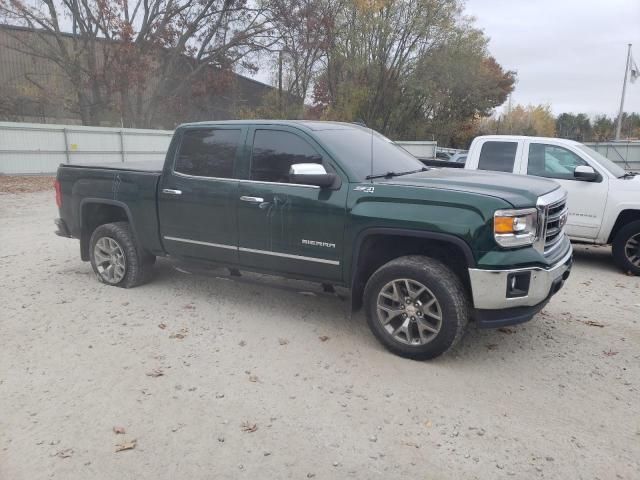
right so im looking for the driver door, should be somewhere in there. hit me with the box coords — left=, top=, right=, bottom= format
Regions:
left=236, top=127, right=348, bottom=282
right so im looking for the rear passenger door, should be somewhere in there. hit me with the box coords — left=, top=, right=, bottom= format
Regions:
left=474, top=139, right=524, bottom=174
left=236, top=127, right=347, bottom=282
left=158, top=126, right=245, bottom=263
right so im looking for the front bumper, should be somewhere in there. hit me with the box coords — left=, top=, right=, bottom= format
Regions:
left=468, top=246, right=573, bottom=328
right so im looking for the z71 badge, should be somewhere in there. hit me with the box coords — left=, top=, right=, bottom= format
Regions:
left=354, top=186, right=375, bottom=193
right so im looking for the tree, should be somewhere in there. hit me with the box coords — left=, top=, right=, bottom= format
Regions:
left=479, top=104, right=555, bottom=138
left=555, top=113, right=592, bottom=141
left=592, top=115, right=613, bottom=141
left=306, top=0, right=514, bottom=145
left=266, top=0, right=338, bottom=113
left=0, top=0, right=275, bottom=126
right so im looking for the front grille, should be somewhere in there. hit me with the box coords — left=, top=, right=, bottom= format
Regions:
left=543, top=198, right=568, bottom=254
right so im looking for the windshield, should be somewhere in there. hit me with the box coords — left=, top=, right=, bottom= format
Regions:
left=576, top=144, right=626, bottom=177
left=316, top=128, right=424, bottom=180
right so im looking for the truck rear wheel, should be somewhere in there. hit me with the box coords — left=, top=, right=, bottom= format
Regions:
left=89, top=222, right=153, bottom=288
left=612, top=220, right=640, bottom=276
left=363, top=255, right=470, bottom=360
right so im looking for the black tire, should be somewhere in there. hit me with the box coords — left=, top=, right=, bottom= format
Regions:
left=612, top=220, right=640, bottom=276
left=363, top=255, right=470, bottom=360
left=89, top=222, right=153, bottom=288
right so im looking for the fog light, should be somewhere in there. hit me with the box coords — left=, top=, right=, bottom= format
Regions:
left=506, top=272, right=531, bottom=298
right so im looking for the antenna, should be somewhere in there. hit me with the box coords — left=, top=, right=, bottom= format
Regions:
left=370, top=124, right=374, bottom=183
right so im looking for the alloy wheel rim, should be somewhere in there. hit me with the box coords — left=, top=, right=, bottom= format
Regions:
left=624, top=233, right=640, bottom=267
left=376, top=278, right=443, bottom=346
left=93, top=236, right=126, bottom=283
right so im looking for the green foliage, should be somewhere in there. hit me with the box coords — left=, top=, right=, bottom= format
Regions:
left=554, top=112, right=640, bottom=142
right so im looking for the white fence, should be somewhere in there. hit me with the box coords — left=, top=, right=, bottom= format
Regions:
left=394, top=141, right=437, bottom=159
left=584, top=142, right=640, bottom=171
left=1, top=122, right=637, bottom=175
left=0, top=122, right=173, bottom=174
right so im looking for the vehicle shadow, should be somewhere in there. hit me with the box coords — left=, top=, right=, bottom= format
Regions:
left=571, top=243, right=619, bottom=273
left=147, top=258, right=563, bottom=365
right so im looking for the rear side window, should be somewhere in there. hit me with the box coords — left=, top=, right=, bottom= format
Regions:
left=477, top=141, right=518, bottom=173
left=175, top=129, right=240, bottom=178
left=251, top=130, right=322, bottom=183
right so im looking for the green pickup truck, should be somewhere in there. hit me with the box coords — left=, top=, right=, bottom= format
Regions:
left=54, top=120, right=572, bottom=359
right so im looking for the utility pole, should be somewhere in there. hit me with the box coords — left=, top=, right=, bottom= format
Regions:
left=278, top=50, right=283, bottom=117
left=615, top=44, right=632, bottom=141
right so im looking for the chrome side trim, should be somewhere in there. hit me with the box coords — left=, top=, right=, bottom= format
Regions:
left=163, top=236, right=339, bottom=265
left=239, top=247, right=340, bottom=265
left=172, top=171, right=320, bottom=189
left=163, top=236, right=237, bottom=250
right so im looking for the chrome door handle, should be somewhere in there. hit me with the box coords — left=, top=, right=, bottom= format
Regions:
left=162, top=188, right=182, bottom=195
left=240, top=196, right=264, bottom=203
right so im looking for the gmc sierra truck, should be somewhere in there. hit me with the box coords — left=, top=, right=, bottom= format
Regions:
left=54, top=121, right=572, bottom=359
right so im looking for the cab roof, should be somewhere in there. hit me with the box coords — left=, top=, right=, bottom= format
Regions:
left=178, top=120, right=367, bottom=132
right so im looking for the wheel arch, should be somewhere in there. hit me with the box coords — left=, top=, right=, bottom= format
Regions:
left=79, top=199, right=137, bottom=261
left=607, top=209, right=640, bottom=244
left=350, top=228, right=476, bottom=312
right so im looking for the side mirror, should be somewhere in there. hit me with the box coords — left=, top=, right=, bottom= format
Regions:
left=289, top=163, right=336, bottom=188
left=574, top=165, right=598, bottom=182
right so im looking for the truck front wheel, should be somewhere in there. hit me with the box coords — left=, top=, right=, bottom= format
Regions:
left=89, top=222, right=154, bottom=288
left=363, top=255, right=470, bottom=360
left=612, top=220, right=640, bottom=276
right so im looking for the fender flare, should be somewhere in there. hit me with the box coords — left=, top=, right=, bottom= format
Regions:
left=78, top=198, right=139, bottom=260
left=349, top=227, right=476, bottom=309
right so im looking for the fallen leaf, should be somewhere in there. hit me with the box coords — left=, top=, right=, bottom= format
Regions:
left=603, top=349, right=619, bottom=357
left=55, top=448, right=74, bottom=458
left=113, top=426, right=126, bottom=434
left=169, top=328, right=188, bottom=339
left=115, top=439, right=137, bottom=452
left=241, top=421, right=258, bottom=433
left=248, top=374, right=259, bottom=383
left=582, top=320, right=605, bottom=328
left=278, top=338, right=289, bottom=345
left=424, top=420, right=432, bottom=428
left=158, top=323, right=167, bottom=330
left=318, top=335, right=330, bottom=342
left=497, top=327, right=515, bottom=334
left=146, top=368, right=164, bottom=377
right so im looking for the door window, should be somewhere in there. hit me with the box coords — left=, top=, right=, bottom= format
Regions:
left=477, top=141, right=518, bottom=173
left=250, top=130, right=322, bottom=183
left=528, top=143, right=588, bottom=180
left=175, top=129, right=241, bottom=178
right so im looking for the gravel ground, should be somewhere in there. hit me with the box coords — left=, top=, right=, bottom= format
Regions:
left=1, top=190, right=639, bottom=480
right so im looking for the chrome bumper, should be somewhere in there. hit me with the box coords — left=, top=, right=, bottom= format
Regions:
left=468, top=246, right=573, bottom=310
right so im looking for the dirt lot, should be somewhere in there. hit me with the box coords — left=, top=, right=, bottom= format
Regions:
left=1, top=189, right=639, bottom=480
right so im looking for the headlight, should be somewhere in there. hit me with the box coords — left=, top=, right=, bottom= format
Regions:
left=494, top=208, right=539, bottom=247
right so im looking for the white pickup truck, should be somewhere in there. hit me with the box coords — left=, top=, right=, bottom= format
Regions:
left=462, top=135, right=640, bottom=275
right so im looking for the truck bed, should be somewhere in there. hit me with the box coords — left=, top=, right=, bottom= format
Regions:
left=57, top=161, right=164, bottom=256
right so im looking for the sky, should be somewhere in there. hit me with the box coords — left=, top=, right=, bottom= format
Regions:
left=464, top=0, right=640, bottom=116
